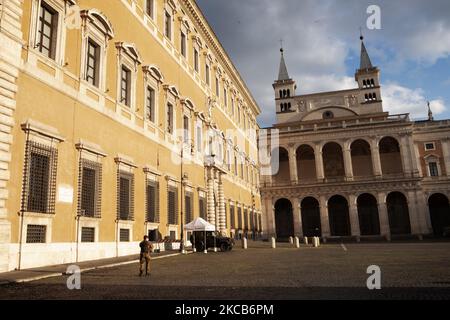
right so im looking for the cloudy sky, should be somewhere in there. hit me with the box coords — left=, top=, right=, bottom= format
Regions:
left=196, top=0, right=450, bottom=127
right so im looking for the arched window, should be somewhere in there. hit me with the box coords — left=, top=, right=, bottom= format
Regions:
left=363, top=80, right=367, bottom=87
left=287, top=89, right=290, bottom=97
left=373, top=93, right=377, bottom=100
left=279, top=90, right=282, bottom=98
left=371, top=79, right=375, bottom=86
left=365, top=94, right=369, bottom=101
left=80, top=10, right=115, bottom=90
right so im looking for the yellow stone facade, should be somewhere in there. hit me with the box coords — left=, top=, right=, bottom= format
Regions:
left=0, top=0, right=261, bottom=271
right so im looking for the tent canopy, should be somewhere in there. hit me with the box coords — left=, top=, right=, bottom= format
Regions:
left=184, top=217, right=216, bottom=232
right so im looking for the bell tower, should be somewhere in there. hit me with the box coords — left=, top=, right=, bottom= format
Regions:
left=355, top=34, right=383, bottom=113
left=273, top=47, right=296, bottom=114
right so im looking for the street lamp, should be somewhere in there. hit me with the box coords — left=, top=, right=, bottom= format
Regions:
left=179, top=138, right=193, bottom=255
left=180, top=140, right=185, bottom=254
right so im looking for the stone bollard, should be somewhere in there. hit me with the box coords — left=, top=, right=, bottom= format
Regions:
left=271, top=237, right=276, bottom=249
left=295, top=236, right=300, bottom=248
left=313, top=237, right=320, bottom=248
left=289, top=236, right=293, bottom=244
left=242, top=237, right=248, bottom=249
left=304, top=236, right=309, bottom=245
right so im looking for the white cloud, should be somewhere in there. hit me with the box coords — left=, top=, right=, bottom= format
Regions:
left=299, top=75, right=355, bottom=94
left=197, top=0, right=450, bottom=126
left=382, top=82, right=446, bottom=119
left=399, top=21, right=450, bottom=64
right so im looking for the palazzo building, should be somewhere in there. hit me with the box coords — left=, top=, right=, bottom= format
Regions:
left=260, top=37, right=450, bottom=241
left=0, top=0, right=261, bottom=272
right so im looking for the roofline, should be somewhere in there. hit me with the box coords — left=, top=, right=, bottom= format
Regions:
left=184, top=0, right=261, bottom=115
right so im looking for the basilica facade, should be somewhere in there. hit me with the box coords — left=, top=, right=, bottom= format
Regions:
left=260, top=38, right=450, bottom=241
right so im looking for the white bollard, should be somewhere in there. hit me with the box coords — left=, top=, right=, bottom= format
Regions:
left=271, top=237, right=276, bottom=249
left=313, top=237, right=320, bottom=247
left=304, top=236, right=308, bottom=245
left=289, top=236, right=293, bottom=244
left=242, top=237, right=248, bottom=249
left=295, top=236, right=300, bottom=248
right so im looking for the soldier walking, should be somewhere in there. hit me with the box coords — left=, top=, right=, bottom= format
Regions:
left=139, top=235, right=153, bottom=277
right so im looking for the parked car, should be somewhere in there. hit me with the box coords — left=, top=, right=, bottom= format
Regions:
left=191, top=231, right=234, bottom=252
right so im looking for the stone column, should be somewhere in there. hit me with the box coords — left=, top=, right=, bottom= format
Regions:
left=314, top=144, right=325, bottom=182
left=377, top=192, right=390, bottom=238
left=319, top=195, right=330, bottom=237
left=407, top=190, right=421, bottom=235
left=343, top=142, right=354, bottom=181
left=291, top=197, right=303, bottom=237
left=407, top=134, right=420, bottom=177
left=260, top=199, right=268, bottom=238
left=441, top=137, right=450, bottom=176
left=270, top=199, right=276, bottom=237
left=288, top=147, right=298, bottom=184
left=217, top=172, right=226, bottom=235
left=0, top=0, right=23, bottom=272
left=414, top=190, right=430, bottom=235
left=207, top=168, right=216, bottom=225
left=413, top=143, right=423, bottom=177
left=370, top=137, right=382, bottom=178
left=348, top=194, right=360, bottom=237
left=399, top=134, right=412, bottom=176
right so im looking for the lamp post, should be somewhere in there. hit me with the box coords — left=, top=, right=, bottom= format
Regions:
left=180, top=138, right=194, bottom=255
left=180, top=139, right=185, bottom=254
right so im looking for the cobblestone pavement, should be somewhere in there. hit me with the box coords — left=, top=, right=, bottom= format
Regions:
left=1, top=242, right=450, bottom=300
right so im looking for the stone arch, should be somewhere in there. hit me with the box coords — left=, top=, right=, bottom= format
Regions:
left=296, top=144, right=316, bottom=181
left=379, top=137, right=403, bottom=175
left=351, top=139, right=373, bottom=177
left=386, top=192, right=411, bottom=235
left=428, top=193, right=450, bottom=236
left=323, top=142, right=345, bottom=179
left=301, top=197, right=321, bottom=237
left=274, top=198, right=294, bottom=239
left=357, top=193, right=380, bottom=235
left=328, top=195, right=351, bottom=236
left=271, top=147, right=290, bottom=185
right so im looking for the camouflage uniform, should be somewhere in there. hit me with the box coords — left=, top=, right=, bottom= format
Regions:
left=139, top=240, right=153, bottom=276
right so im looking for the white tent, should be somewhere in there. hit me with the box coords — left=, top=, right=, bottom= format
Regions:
left=184, top=217, right=216, bottom=231
left=184, top=217, right=216, bottom=253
